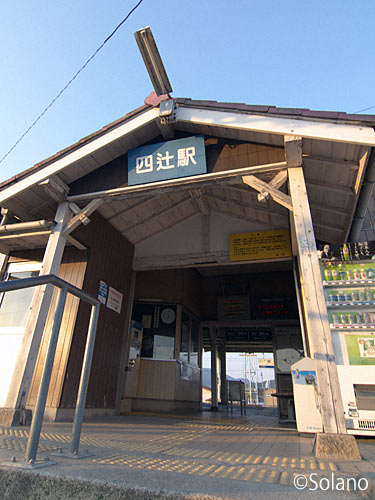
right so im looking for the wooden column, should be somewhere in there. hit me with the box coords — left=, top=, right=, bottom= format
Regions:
left=286, top=137, right=346, bottom=434
left=5, top=202, right=72, bottom=410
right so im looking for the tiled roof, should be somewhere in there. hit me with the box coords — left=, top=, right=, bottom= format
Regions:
left=1, top=98, right=375, bottom=191
left=175, top=98, right=375, bottom=124
left=0, top=103, right=151, bottom=190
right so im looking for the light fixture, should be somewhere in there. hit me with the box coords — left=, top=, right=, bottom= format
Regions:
left=134, top=27, right=173, bottom=96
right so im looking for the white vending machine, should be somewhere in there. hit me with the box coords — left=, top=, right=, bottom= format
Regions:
left=320, top=254, right=375, bottom=436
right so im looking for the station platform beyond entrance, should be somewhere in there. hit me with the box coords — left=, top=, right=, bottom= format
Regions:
left=0, top=407, right=374, bottom=499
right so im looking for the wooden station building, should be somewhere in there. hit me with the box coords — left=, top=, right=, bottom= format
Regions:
left=0, top=96, right=375, bottom=447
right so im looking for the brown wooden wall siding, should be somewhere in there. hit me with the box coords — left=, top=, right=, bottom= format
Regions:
left=210, top=142, right=284, bottom=174
left=134, top=268, right=201, bottom=317
left=60, top=212, right=134, bottom=409
left=27, top=248, right=87, bottom=407
left=8, top=247, right=88, bottom=409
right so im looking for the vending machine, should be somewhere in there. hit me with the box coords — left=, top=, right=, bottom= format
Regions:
left=320, top=246, right=375, bottom=436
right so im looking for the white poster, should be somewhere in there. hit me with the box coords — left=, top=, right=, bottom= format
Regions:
left=107, top=287, right=123, bottom=314
left=153, top=335, right=174, bottom=360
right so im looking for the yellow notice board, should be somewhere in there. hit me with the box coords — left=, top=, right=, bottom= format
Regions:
left=229, top=229, right=292, bottom=262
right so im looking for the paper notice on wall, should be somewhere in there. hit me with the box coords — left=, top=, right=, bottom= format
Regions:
left=107, top=287, right=123, bottom=314
left=153, top=335, right=174, bottom=360
left=142, top=314, right=152, bottom=329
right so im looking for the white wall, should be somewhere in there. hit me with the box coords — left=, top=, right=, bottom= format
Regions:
left=134, top=211, right=272, bottom=259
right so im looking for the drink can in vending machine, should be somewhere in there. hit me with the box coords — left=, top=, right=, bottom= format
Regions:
left=359, top=290, right=366, bottom=301
left=353, top=269, right=361, bottom=280
left=340, top=314, right=347, bottom=324
left=362, top=312, right=370, bottom=324
left=338, top=266, right=346, bottom=280
left=331, top=313, right=339, bottom=324
left=324, top=268, right=332, bottom=281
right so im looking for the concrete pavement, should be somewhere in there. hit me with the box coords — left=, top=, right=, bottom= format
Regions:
left=0, top=407, right=374, bottom=499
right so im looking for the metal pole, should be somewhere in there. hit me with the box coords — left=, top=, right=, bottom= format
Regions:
left=25, top=287, right=67, bottom=463
left=70, top=303, right=100, bottom=454
left=293, top=265, right=308, bottom=355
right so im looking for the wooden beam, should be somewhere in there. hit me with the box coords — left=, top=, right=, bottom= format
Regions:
left=157, top=117, right=175, bottom=140
left=284, top=135, right=303, bottom=166
left=38, top=176, right=69, bottom=203
left=5, top=202, right=72, bottom=409
left=189, top=189, right=210, bottom=216
left=286, top=137, right=347, bottom=435
left=242, top=174, right=293, bottom=211
left=176, top=106, right=375, bottom=146
left=0, top=230, right=51, bottom=240
left=67, top=161, right=288, bottom=203
left=66, top=235, right=87, bottom=250
left=257, top=170, right=288, bottom=203
left=63, top=198, right=103, bottom=236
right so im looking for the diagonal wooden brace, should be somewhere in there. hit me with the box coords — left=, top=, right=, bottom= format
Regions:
left=242, top=174, right=293, bottom=212
left=257, top=170, right=288, bottom=203
left=63, top=199, right=103, bottom=236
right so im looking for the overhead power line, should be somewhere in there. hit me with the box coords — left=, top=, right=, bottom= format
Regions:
left=0, top=0, right=145, bottom=166
left=353, top=105, right=375, bottom=114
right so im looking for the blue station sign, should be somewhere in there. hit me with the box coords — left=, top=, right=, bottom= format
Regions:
left=128, top=135, right=207, bottom=186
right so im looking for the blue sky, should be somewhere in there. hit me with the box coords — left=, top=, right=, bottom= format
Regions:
left=1, top=0, right=375, bottom=183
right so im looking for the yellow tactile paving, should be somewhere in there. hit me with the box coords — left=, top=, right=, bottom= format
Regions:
left=92, top=451, right=343, bottom=488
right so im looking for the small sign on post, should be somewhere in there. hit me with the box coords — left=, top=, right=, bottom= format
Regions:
left=98, top=281, right=108, bottom=305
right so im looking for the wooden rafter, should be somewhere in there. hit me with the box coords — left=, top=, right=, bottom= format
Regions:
left=204, top=192, right=286, bottom=219
left=122, top=197, right=196, bottom=236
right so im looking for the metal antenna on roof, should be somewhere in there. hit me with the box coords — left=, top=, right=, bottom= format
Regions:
left=134, top=27, right=173, bottom=97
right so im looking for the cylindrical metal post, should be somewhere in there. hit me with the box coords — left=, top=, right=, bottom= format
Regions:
left=70, top=304, right=100, bottom=454
left=25, top=287, right=67, bottom=463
